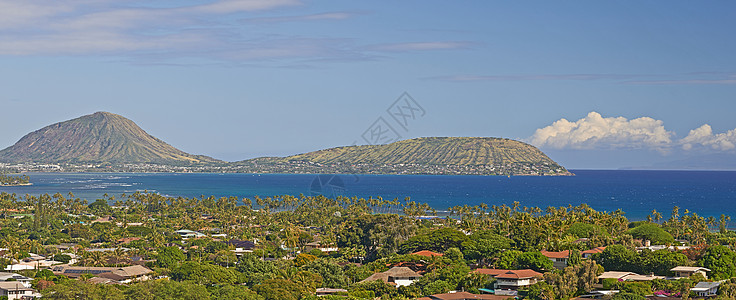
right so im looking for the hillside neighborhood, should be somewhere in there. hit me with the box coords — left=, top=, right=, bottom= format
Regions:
left=1, top=190, right=736, bottom=299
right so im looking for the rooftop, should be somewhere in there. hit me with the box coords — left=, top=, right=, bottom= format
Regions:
left=582, top=246, right=606, bottom=254
left=692, top=281, right=720, bottom=289
left=422, top=291, right=511, bottom=300
left=0, top=281, right=35, bottom=291
left=474, top=268, right=509, bottom=276
left=412, top=250, right=444, bottom=257
left=495, top=269, right=543, bottom=279
left=670, top=266, right=711, bottom=272
left=541, top=250, right=570, bottom=259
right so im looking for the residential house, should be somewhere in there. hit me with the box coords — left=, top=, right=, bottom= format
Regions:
left=0, top=281, right=39, bottom=300
left=669, top=266, right=710, bottom=279
left=582, top=247, right=606, bottom=259
left=0, top=272, right=33, bottom=287
left=636, top=245, right=690, bottom=252
left=315, top=288, right=348, bottom=296
left=87, top=277, right=118, bottom=285
left=598, top=271, right=663, bottom=282
left=52, top=265, right=153, bottom=283
left=541, top=250, right=569, bottom=269
left=3, top=265, right=35, bottom=271
left=224, top=239, right=256, bottom=256
left=690, top=281, right=720, bottom=297
left=494, top=269, right=544, bottom=295
left=417, top=291, right=511, bottom=300
left=359, top=267, right=422, bottom=287
left=303, top=241, right=338, bottom=253
left=474, top=268, right=510, bottom=277
left=175, top=229, right=206, bottom=239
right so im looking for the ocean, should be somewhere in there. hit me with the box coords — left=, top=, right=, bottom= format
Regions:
left=1, top=170, right=735, bottom=221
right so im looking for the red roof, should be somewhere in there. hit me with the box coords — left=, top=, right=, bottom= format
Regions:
left=582, top=246, right=606, bottom=255
left=425, top=292, right=510, bottom=300
left=412, top=250, right=443, bottom=257
left=541, top=250, right=570, bottom=259
left=495, top=269, right=543, bottom=279
left=474, top=268, right=509, bottom=276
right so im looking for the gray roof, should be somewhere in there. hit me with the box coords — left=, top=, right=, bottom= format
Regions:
left=0, top=272, right=32, bottom=281
left=0, top=281, right=35, bottom=291
left=694, top=281, right=720, bottom=289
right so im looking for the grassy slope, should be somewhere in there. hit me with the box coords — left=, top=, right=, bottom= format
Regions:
left=252, top=137, right=562, bottom=167
left=0, top=112, right=220, bottom=164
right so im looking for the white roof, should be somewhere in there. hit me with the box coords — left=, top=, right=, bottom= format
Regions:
left=4, top=264, right=35, bottom=271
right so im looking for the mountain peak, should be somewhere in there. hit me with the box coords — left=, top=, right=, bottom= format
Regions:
left=92, top=111, right=117, bottom=117
left=0, top=112, right=220, bottom=165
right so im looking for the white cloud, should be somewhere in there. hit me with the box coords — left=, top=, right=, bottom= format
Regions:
left=0, top=1, right=468, bottom=65
left=681, top=124, right=736, bottom=151
left=529, top=112, right=673, bottom=150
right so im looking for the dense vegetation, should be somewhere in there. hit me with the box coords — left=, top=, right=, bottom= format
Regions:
left=0, top=191, right=734, bottom=299
left=0, top=173, right=29, bottom=186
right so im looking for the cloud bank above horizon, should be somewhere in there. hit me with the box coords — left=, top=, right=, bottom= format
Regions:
left=530, top=112, right=736, bottom=153
left=0, top=0, right=469, bottom=66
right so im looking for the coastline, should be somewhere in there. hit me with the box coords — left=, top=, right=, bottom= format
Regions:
left=0, top=183, right=32, bottom=187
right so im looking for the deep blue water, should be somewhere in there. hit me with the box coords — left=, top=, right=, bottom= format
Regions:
left=1, top=170, right=735, bottom=220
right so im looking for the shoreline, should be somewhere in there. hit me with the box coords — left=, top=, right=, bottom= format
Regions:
left=0, top=183, right=32, bottom=187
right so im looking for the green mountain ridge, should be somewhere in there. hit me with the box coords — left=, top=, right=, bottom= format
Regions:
left=235, top=137, right=570, bottom=176
left=0, top=112, right=220, bottom=165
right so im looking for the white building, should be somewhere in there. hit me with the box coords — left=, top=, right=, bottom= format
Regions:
left=0, top=273, right=33, bottom=287
left=0, top=282, right=39, bottom=300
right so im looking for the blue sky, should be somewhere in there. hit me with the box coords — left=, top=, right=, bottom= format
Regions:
left=1, top=1, right=735, bottom=169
